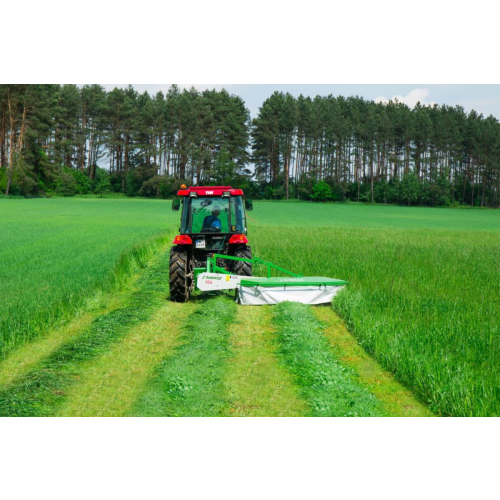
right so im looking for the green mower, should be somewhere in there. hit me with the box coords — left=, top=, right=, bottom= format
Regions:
left=170, top=185, right=347, bottom=305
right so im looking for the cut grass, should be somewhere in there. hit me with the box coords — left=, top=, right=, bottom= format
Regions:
left=225, top=306, right=307, bottom=417
left=0, top=312, right=98, bottom=391
left=0, top=283, right=132, bottom=389
left=0, top=249, right=171, bottom=417
left=272, top=302, right=382, bottom=417
left=313, top=307, right=432, bottom=417
left=131, top=295, right=236, bottom=417
left=57, top=301, right=197, bottom=417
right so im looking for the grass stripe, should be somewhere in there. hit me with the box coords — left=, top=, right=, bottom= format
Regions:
left=131, top=295, right=236, bottom=417
left=0, top=249, right=171, bottom=417
left=0, top=286, right=132, bottom=390
left=56, top=301, right=197, bottom=417
left=313, top=307, right=433, bottom=417
left=0, top=312, right=97, bottom=390
left=273, top=302, right=382, bottom=417
left=225, top=306, right=307, bottom=417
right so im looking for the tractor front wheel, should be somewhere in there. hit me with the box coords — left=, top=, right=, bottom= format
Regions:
left=233, top=245, right=252, bottom=277
left=170, top=247, right=191, bottom=302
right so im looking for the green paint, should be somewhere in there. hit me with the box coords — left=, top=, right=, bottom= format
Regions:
left=240, top=277, right=347, bottom=287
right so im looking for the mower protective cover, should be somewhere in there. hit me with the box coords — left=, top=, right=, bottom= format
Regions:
left=237, top=277, right=346, bottom=306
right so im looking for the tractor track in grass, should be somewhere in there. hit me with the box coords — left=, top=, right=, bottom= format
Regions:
left=56, top=301, right=197, bottom=417
left=225, top=306, right=307, bottom=417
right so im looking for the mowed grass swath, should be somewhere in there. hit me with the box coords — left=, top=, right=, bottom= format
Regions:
left=0, top=198, right=179, bottom=357
left=250, top=203, right=500, bottom=417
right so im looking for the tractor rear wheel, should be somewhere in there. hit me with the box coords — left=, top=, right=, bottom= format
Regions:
left=233, top=245, right=252, bottom=277
left=170, top=247, right=190, bottom=302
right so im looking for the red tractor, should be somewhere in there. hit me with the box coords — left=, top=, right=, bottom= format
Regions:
left=170, top=186, right=254, bottom=302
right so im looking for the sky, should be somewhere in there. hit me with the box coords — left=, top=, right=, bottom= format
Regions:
left=97, top=84, right=500, bottom=119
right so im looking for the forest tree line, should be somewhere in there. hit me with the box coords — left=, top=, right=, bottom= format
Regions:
left=1, top=84, right=499, bottom=207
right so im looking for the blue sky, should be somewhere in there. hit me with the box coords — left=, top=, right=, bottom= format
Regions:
left=98, top=84, right=500, bottom=119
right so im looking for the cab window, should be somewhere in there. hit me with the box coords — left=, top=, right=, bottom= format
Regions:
left=231, top=196, right=246, bottom=233
left=191, top=198, right=230, bottom=233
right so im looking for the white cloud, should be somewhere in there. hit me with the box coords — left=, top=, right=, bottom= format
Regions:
left=375, top=88, right=436, bottom=108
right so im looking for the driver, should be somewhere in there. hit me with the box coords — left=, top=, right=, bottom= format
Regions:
left=202, top=206, right=222, bottom=231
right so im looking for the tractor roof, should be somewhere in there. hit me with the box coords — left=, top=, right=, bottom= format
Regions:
left=177, top=186, right=244, bottom=197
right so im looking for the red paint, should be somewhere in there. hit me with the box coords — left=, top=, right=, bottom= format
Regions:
left=176, top=186, right=244, bottom=197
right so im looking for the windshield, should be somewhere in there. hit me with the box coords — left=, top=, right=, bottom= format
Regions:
left=190, top=197, right=230, bottom=234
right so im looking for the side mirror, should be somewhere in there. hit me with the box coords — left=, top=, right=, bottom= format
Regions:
left=245, top=199, right=254, bottom=212
left=172, top=198, right=181, bottom=212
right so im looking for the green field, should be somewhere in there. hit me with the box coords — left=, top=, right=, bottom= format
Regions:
left=252, top=203, right=499, bottom=416
left=0, top=198, right=498, bottom=416
left=0, top=199, right=177, bottom=356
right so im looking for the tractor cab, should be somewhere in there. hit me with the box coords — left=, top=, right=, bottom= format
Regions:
left=170, top=186, right=253, bottom=302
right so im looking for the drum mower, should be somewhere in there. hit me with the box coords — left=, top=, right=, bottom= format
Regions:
left=170, top=185, right=347, bottom=305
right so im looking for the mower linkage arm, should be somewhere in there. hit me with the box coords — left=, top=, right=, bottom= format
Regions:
left=207, top=254, right=302, bottom=279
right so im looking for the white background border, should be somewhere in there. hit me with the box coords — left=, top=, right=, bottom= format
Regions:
left=1, top=0, right=498, bottom=498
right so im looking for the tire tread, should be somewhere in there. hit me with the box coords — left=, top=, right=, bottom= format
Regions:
left=233, top=246, right=252, bottom=277
left=170, top=247, right=190, bottom=302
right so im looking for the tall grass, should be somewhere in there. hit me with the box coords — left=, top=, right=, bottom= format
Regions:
left=252, top=204, right=500, bottom=417
left=0, top=198, right=178, bottom=357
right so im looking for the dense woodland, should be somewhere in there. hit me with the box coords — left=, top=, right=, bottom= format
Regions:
left=1, top=84, right=499, bottom=207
